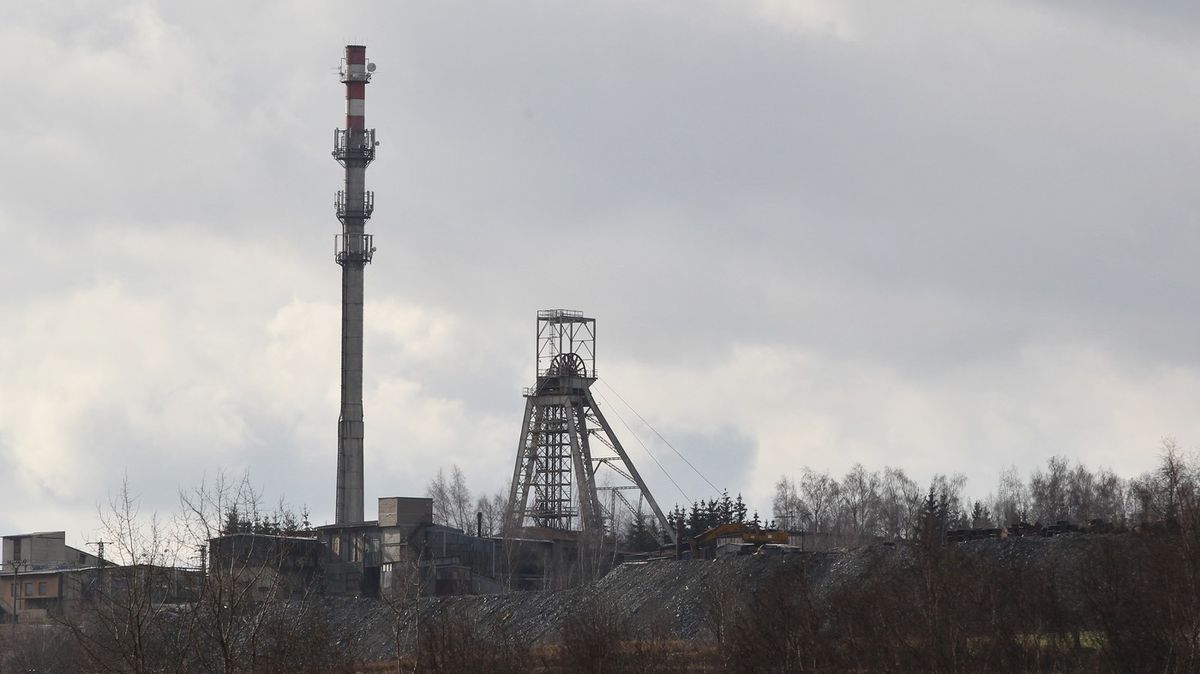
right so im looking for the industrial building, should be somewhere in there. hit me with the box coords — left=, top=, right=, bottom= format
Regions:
left=207, top=532, right=326, bottom=600
left=315, top=496, right=502, bottom=596
left=0, top=531, right=106, bottom=622
left=211, top=496, right=588, bottom=598
left=2, top=531, right=104, bottom=570
left=1, top=531, right=199, bottom=624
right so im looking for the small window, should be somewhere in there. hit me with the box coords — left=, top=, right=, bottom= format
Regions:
left=37, top=582, right=46, bottom=596
left=24, top=582, right=33, bottom=596
left=10, top=584, right=15, bottom=597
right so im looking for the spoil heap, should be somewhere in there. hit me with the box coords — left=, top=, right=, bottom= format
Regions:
left=332, top=534, right=1096, bottom=662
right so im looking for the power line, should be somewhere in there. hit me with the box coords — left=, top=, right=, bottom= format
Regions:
left=598, top=378, right=722, bottom=495
left=592, top=387, right=691, bottom=504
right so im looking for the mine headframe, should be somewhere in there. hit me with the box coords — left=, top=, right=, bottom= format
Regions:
left=503, top=310, right=675, bottom=543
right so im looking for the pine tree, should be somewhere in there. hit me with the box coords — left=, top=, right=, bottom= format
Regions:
left=688, top=501, right=704, bottom=535
left=970, top=500, right=991, bottom=529
left=666, top=504, right=689, bottom=540
left=626, top=510, right=646, bottom=548
left=719, top=490, right=734, bottom=525
left=938, top=489, right=952, bottom=531
left=281, top=510, right=299, bottom=534
left=734, top=494, right=748, bottom=524
left=916, top=485, right=945, bottom=546
left=624, top=509, right=660, bottom=552
left=222, top=506, right=241, bottom=536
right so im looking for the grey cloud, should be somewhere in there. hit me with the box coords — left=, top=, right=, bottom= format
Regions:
left=3, top=1, right=1199, bottom=539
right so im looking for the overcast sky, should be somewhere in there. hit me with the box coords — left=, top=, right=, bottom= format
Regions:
left=3, top=1, right=1199, bottom=547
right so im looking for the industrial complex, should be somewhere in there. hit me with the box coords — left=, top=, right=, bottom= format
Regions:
left=4, top=9, right=1198, bottom=668
left=0, top=45, right=794, bottom=627
left=309, top=45, right=686, bottom=600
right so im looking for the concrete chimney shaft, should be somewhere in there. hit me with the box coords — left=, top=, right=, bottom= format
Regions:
left=333, top=44, right=376, bottom=524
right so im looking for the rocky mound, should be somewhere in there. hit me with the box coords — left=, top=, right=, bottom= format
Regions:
left=329, top=533, right=1103, bottom=662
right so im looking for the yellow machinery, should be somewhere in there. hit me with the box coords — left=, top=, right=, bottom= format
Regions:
left=690, top=523, right=788, bottom=555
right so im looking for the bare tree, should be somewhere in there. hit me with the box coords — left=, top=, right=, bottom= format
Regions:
left=1129, top=439, right=1198, bottom=527
left=177, top=472, right=276, bottom=673
left=174, top=472, right=342, bottom=673
left=839, top=464, right=881, bottom=538
left=446, top=465, right=474, bottom=532
left=2, top=628, right=84, bottom=673
left=799, top=468, right=839, bottom=534
left=427, top=468, right=451, bottom=527
left=60, top=475, right=182, bottom=673
left=416, top=606, right=533, bottom=674
left=379, top=544, right=423, bottom=673
left=724, top=565, right=820, bottom=673
left=476, top=491, right=509, bottom=537
left=1030, top=455, right=1071, bottom=524
left=1066, top=463, right=1097, bottom=523
left=427, top=464, right=475, bottom=532
left=993, top=464, right=1030, bottom=526
left=877, top=467, right=921, bottom=539
left=1093, top=467, right=1127, bottom=525
left=772, top=476, right=808, bottom=531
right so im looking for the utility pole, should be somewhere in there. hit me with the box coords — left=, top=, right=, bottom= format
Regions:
left=676, top=518, right=684, bottom=561
left=87, top=539, right=111, bottom=600
left=87, top=539, right=110, bottom=566
left=10, top=559, right=27, bottom=630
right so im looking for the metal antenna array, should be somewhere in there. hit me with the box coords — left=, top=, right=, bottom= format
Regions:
left=333, top=45, right=378, bottom=525
left=504, top=310, right=675, bottom=542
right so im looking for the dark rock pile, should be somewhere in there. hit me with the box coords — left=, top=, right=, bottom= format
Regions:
left=329, top=534, right=1098, bottom=662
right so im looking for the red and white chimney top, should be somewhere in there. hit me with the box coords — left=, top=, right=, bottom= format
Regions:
left=341, top=45, right=373, bottom=131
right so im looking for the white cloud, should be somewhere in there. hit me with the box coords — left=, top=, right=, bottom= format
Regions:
left=602, top=341, right=1200, bottom=513
left=746, top=0, right=857, bottom=41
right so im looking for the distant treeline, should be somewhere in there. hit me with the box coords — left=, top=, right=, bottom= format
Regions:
left=768, top=441, right=1185, bottom=541
left=625, top=442, right=1182, bottom=551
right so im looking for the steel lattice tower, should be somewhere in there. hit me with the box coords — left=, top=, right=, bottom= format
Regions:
left=504, top=310, right=675, bottom=542
left=333, top=45, right=377, bottom=524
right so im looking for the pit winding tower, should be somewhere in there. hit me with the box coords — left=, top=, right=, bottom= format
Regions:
left=333, top=45, right=377, bottom=524
left=504, top=310, right=674, bottom=542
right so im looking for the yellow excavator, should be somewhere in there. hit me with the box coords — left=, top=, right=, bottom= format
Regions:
left=690, top=523, right=789, bottom=556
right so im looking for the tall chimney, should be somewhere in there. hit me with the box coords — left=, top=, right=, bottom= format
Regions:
left=332, top=45, right=377, bottom=524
